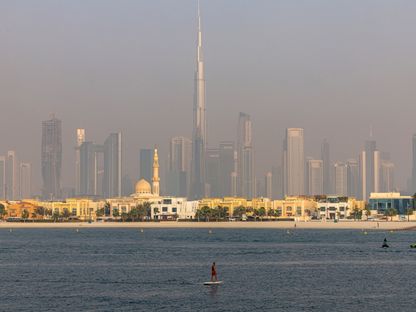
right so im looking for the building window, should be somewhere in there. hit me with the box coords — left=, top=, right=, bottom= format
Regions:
left=320, top=207, right=326, bottom=212
left=162, top=207, right=168, bottom=212
left=172, top=207, right=177, bottom=213
left=72, top=208, right=77, bottom=216
left=286, top=206, right=292, bottom=212
left=339, top=207, right=345, bottom=211
left=296, top=207, right=302, bottom=216
left=163, top=199, right=172, bottom=205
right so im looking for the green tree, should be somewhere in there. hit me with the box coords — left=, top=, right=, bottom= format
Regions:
left=21, top=209, right=29, bottom=220
left=112, top=208, right=120, bottom=218
left=96, top=207, right=105, bottom=217
left=129, top=207, right=139, bottom=221
left=62, top=209, right=71, bottom=219
left=233, top=206, right=246, bottom=218
left=143, top=202, right=152, bottom=219
left=35, top=206, right=46, bottom=219
left=385, top=208, right=398, bottom=221
left=121, top=212, right=128, bottom=222
left=353, top=208, right=361, bottom=221
left=104, top=202, right=111, bottom=216
left=406, top=208, right=414, bottom=222
left=0, top=203, right=7, bottom=220
left=52, top=210, right=60, bottom=222
left=195, top=206, right=211, bottom=221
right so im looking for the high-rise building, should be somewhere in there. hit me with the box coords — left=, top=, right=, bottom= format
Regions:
left=237, top=112, right=254, bottom=199
left=19, top=163, right=31, bottom=199
left=347, top=159, right=359, bottom=198
left=363, top=140, right=376, bottom=198
left=205, top=148, right=220, bottom=198
left=139, top=149, right=153, bottom=184
left=334, top=162, right=348, bottom=196
left=121, top=174, right=134, bottom=196
left=219, top=141, right=235, bottom=197
left=167, top=137, right=192, bottom=197
left=307, top=159, right=323, bottom=196
left=359, top=151, right=367, bottom=200
left=374, top=150, right=381, bottom=193
left=191, top=3, right=207, bottom=200
left=272, top=166, right=283, bottom=199
left=381, top=160, right=395, bottom=192
left=6, top=151, right=19, bottom=200
left=285, top=128, right=305, bottom=195
left=75, top=128, right=86, bottom=195
left=265, top=172, right=272, bottom=198
left=412, top=134, right=416, bottom=194
left=41, top=117, right=62, bottom=200
left=0, top=156, right=5, bottom=199
left=103, top=132, right=122, bottom=198
left=79, top=142, right=99, bottom=196
left=321, top=139, right=331, bottom=194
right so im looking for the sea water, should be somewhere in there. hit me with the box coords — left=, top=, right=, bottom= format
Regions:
left=0, top=228, right=415, bottom=311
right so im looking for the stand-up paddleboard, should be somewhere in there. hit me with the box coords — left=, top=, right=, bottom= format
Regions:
left=204, top=281, right=223, bottom=286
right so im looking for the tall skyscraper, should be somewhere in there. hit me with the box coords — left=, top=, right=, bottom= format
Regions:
left=285, top=128, right=305, bottom=195
left=265, top=172, right=272, bottom=199
left=272, top=166, right=283, bottom=199
left=139, top=149, right=153, bottom=183
left=347, top=159, right=359, bottom=198
left=359, top=151, right=367, bottom=200
left=363, top=140, right=376, bottom=198
left=103, top=132, right=122, bottom=198
left=374, top=150, right=381, bottom=193
left=75, top=128, right=86, bottom=195
left=0, top=156, right=5, bottom=199
left=334, top=162, right=348, bottom=196
left=237, top=112, right=254, bottom=199
left=219, top=141, right=235, bottom=197
left=381, top=160, right=395, bottom=192
left=205, top=148, right=220, bottom=198
left=19, top=163, right=31, bottom=199
left=412, top=134, right=416, bottom=194
left=191, top=3, right=207, bottom=199
left=6, top=150, right=19, bottom=200
left=41, top=117, right=62, bottom=200
left=167, top=137, right=192, bottom=197
left=321, top=139, right=331, bottom=194
left=307, top=159, right=323, bottom=195
left=79, top=142, right=99, bottom=196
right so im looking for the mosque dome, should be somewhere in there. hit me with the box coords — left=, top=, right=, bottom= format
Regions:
left=135, top=179, right=152, bottom=195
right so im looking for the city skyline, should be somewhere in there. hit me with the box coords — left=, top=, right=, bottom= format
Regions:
left=1, top=1, right=416, bottom=195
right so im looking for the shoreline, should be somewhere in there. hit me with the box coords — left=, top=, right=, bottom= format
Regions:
left=0, top=221, right=415, bottom=230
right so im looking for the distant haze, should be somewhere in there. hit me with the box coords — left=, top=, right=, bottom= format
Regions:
left=1, top=0, right=416, bottom=193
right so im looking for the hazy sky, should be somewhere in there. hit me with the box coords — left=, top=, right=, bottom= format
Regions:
left=1, top=0, right=416, bottom=194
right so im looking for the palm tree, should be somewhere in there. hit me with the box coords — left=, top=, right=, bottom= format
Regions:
left=385, top=208, right=398, bottom=221
left=143, top=202, right=152, bottom=219
left=21, top=209, right=29, bottom=220
left=257, top=207, right=266, bottom=221
left=405, top=208, right=414, bottom=222
left=233, top=206, right=246, bottom=219
left=35, top=206, right=46, bottom=219
left=62, top=209, right=71, bottom=220
left=52, top=211, right=60, bottom=222
left=121, top=212, right=128, bottom=222
left=112, top=208, right=120, bottom=218
left=0, top=203, right=7, bottom=220
left=96, top=207, right=105, bottom=217
left=129, top=207, right=140, bottom=222
left=104, top=202, right=111, bottom=216
left=195, top=206, right=211, bottom=221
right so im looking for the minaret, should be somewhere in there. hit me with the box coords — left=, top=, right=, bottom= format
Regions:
left=191, top=0, right=206, bottom=199
left=152, top=148, right=160, bottom=196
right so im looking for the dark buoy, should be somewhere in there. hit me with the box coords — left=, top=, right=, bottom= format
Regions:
left=382, top=238, right=389, bottom=248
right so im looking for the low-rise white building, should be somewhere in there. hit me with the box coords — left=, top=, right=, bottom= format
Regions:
left=151, top=197, right=198, bottom=220
left=317, top=196, right=350, bottom=220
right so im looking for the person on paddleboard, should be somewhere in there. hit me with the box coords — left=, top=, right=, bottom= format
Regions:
left=211, top=262, right=217, bottom=282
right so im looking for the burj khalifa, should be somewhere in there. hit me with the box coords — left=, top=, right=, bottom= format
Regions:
left=191, top=1, right=206, bottom=199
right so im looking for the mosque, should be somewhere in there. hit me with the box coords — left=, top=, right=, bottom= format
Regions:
left=107, top=148, right=198, bottom=220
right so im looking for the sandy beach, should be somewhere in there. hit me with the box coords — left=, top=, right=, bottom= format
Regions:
left=0, top=220, right=415, bottom=230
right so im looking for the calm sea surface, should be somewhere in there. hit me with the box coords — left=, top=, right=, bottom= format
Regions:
left=1, top=228, right=416, bottom=311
